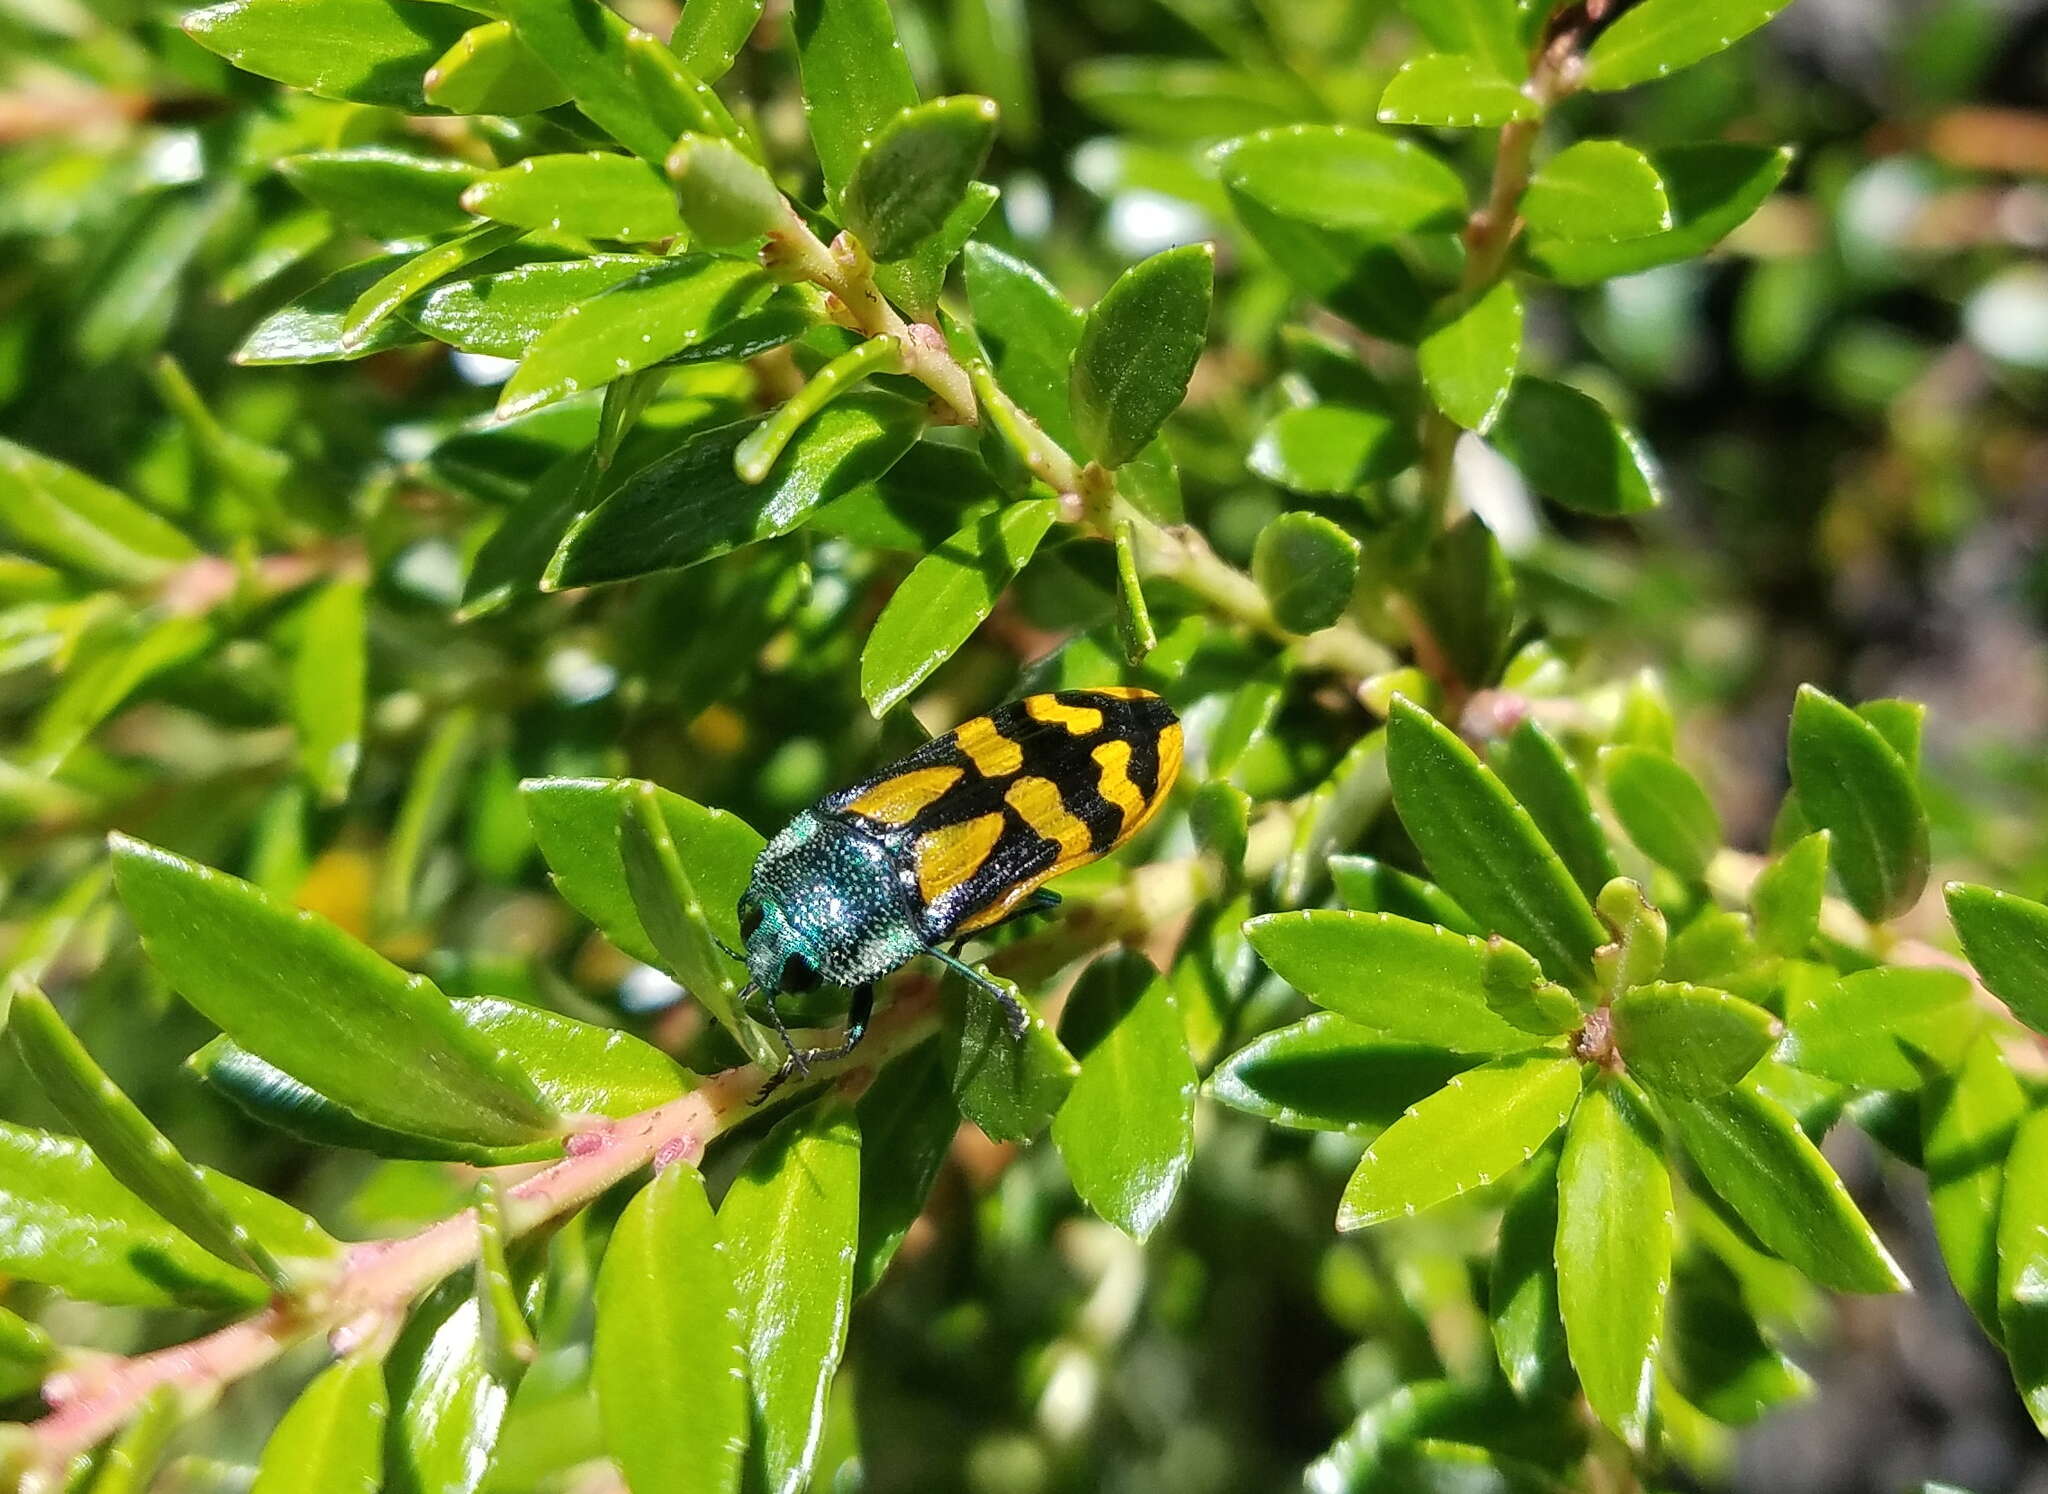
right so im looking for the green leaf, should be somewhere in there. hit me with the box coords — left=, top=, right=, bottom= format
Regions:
left=1667, top=1245, right=1809, bottom=1426
left=1489, top=378, right=1661, bottom=517
left=1337, top=1048, right=1583, bottom=1230
left=1612, top=983, right=1776, bottom=1098
left=9, top=986, right=295, bottom=1293
left=497, top=256, right=767, bottom=419
left=1599, top=745, right=1720, bottom=882
left=1248, top=910, right=1559, bottom=1054
left=462, top=154, right=680, bottom=243
left=1663, top=1083, right=1907, bottom=1292
left=873, top=179, right=999, bottom=323
left=111, top=835, right=558, bottom=1146
left=32, top=613, right=214, bottom=771
left=292, top=578, right=366, bottom=804
left=1752, top=831, right=1830, bottom=958
left=664, top=135, right=786, bottom=249
left=459, top=448, right=596, bottom=619
left=523, top=776, right=762, bottom=971
left=1414, top=519, right=1514, bottom=699
left=1489, top=1147, right=1570, bottom=1399
left=1070, top=243, right=1213, bottom=468
left=791, top=0, right=921, bottom=206
left=1222, top=185, right=1434, bottom=344
left=0, top=437, right=198, bottom=585
left=1378, top=52, right=1535, bottom=129
left=620, top=781, right=775, bottom=1065
left=1247, top=402, right=1417, bottom=494
left=280, top=148, right=480, bottom=242
left=182, top=0, right=474, bottom=109
left=860, top=498, right=1059, bottom=715
left=1594, top=878, right=1668, bottom=995
left=340, top=221, right=525, bottom=350
left=424, top=20, right=571, bottom=114
left=252, top=1355, right=389, bottom=1494
left=0, top=1120, right=338, bottom=1308
left=1948, top=883, right=2048, bottom=1039
left=1785, top=964, right=1979, bottom=1091
left=1250, top=510, right=1360, bottom=634
left=1787, top=685, right=1929, bottom=923
left=941, top=972, right=1079, bottom=1143
left=1556, top=1079, right=1670, bottom=1449
left=1997, top=1105, right=2048, bottom=1434
left=1397, top=0, right=1523, bottom=77
left=237, top=252, right=432, bottom=364
left=1051, top=950, right=1196, bottom=1239
left=548, top=395, right=925, bottom=586
left=1210, top=126, right=1468, bottom=239
left=0, top=1305, right=52, bottom=1402
left=1492, top=721, right=1618, bottom=904
left=672, top=0, right=764, bottom=83
left=1922, top=1030, right=2024, bottom=1337
left=499, top=0, right=740, bottom=164
left=853, top=1048, right=959, bottom=1295
left=961, top=241, right=1085, bottom=451
left=1188, top=779, right=1251, bottom=875
left=1527, top=145, right=1792, bottom=285
left=1419, top=280, right=1522, bottom=433
left=1386, top=697, right=1607, bottom=988
left=1207, top=1015, right=1477, bottom=1136
left=1582, top=0, right=1794, bottom=91
left=723, top=1102, right=861, bottom=1494
left=844, top=96, right=999, bottom=260
left=595, top=1162, right=749, bottom=1494
left=83, top=1386, right=182, bottom=1494
left=1521, top=142, right=1671, bottom=242
left=386, top=1274, right=533, bottom=1494
left=418, top=258, right=773, bottom=361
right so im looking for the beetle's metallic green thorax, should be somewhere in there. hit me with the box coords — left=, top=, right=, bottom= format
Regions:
left=739, top=810, right=926, bottom=993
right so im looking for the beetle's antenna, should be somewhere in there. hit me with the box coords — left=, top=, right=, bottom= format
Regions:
left=713, top=934, right=745, bottom=962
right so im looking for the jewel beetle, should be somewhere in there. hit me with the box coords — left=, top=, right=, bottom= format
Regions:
left=731, top=687, right=1183, bottom=1095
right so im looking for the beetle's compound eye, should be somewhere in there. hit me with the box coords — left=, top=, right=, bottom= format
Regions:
left=780, top=953, right=820, bottom=993
left=740, top=903, right=765, bottom=940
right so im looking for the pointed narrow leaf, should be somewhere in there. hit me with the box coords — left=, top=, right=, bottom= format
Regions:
left=853, top=1049, right=959, bottom=1295
left=1557, top=1080, right=1670, bottom=1448
left=1489, top=1146, right=1569, bottom=1398
left=550, top=396, right=925, bottom=586
left=1998, top=1105, right=2048, bottom=1434
left=1786, top=965, right=1978, bottom=1091
left=1070, top=244, right=1213, bottom=468
left=252, top=1355, right=389, bottom=1494
left=1051, top=951, right=1196, bottom=1239
left=280, top=148, right=481, bottom=242
left=341, top=222, right=525, bottom=349
left=723, top=1102, right=861, bottom=1494
left=1490, top=378, right=1661, bottom=517
left=424, top=20, right=570, bottom=114
left=1788, top=686, right=1929, bottom=922
left=0, top=1121, right=337, bottom=1307
left=1492, top=720, right=1618, bottom=903
left=182, top=0, right=473, bottom=109
left=1207, top=1015, right=1478, bottom=1135
left=9, top=987, right=292, bottom=1292
left=791, top=0, right=921, bottom=204
left=111, top=836, right=557, bottom=1145
left=462, top=154, right=680, bottom=243
left=1386, top=697, right=1606, bottom=987
left=873, top=179, right=999, bottom=322
left=1248, top=909, right=1555, bottom=1054
left=1948, top=883, right=2048, bottom=1039
left=1529, top=145, right=1793, bottom=285
left=0, top=437, right=198, bottom=585
left=860, top=498, right=1059, bottom=715
left=1378, top=53, right=1536, bottom=129
left=844, top=96, right=999, bottom=260
left=1419, top=280, right=1522, bottom=432
left=1521, top=141, right=1671, bottom=242
left=1337, top=1049, right=1582, bottom=1230
left=1752, top=832, right=1829, bottom=958
left=237, top=253, right=431, bottom=364
left=293, top=577, right=366, bottom=804
left=1923, top=1031, right=2024, bottom=1337
left=1664, top=1084, right=1907, bottom=1292
left=1582, top=0, right=1794, bottom=91
left=961, top=241, right=1085, bottom=451
left=1251, top=510, right=1360, bottom=634
left=595, top=1163, right=748, bottom=1494
left=1612, top=983, right=1776, bottom=1098
left=1600, top=745, right=1720, bottom=881
left=673, top=0, right=765, bottom=83
left=941, top=970, right=1079, bottom=1142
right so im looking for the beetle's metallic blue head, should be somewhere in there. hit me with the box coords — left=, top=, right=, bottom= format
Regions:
left=735, top=889, right=824, bottom=999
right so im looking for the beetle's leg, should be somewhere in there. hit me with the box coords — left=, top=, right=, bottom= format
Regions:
left=945, top=890, right=1063, bottom=958
left=751, top=985, right=875, bottom=1105
left=929, top=947, right=1031, bottom=1038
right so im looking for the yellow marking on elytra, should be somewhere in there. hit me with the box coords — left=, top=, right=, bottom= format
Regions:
left=1024, top=695, right=1104, bottom=735
left=1004, top=776, right=1093, bottom=862
left=1092, top=739, right=1149, bottom=834
left=914, top=812, right=1006, bottom=903
left=845, top=765, right=963, bottom=826
left=954, top=715, right=1024, bottom=777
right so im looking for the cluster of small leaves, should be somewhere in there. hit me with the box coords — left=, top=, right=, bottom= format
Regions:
left=3, top=0, right=2047, bottom=1489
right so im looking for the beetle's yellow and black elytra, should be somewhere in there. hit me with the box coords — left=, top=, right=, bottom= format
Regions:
left=734, top=688, right=1183, bottom=1098
left=825, top=687, right=1184, bottom=941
